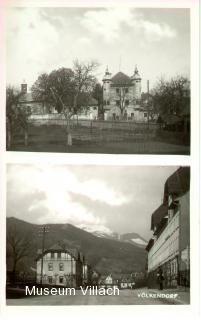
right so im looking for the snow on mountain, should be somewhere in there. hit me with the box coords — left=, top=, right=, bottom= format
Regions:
left=78, top=225, right=147, bottom=247
left=131, top=238, right=148, bottom=246
left=78, top=224, right=116, bottom=238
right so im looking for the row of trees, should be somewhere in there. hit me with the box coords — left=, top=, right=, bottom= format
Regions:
left=6, top=61, right=190, bottom=148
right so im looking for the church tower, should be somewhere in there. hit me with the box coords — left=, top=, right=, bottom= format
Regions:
left=131, top=65, right=142, bottom=101
left=102, top=66, right=112, bottom=105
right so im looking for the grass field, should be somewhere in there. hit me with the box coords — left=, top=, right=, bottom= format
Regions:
left=8, top=124, right=190, bottom=155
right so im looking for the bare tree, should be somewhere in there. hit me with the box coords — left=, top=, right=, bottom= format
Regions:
left=32, top=60, right=99, bottom=147
left=116, top=86, right=128, bottom=120
left=7, top=224, right=31, bottom=283
left=6, top=86, right=31, bottom=148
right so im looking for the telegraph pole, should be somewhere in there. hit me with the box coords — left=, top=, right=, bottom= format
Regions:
left=147, top=80, right=150, bottom=130
left=38, top=225, right=49, bottom=285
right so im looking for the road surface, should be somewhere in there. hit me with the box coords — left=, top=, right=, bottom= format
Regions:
left=6, top=288, right=187, bottom=305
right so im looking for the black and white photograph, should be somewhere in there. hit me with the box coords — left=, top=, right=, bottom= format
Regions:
left=6, top=6, right=190, bottom=155
left=6, top=164, right=190, bottom=305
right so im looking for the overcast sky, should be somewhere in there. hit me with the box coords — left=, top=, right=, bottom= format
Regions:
left=6, top=7, right=190, bottom=92
left=7, top=164, right=179, bottom=240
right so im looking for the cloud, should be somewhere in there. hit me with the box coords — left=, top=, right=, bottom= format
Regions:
left=80, top=8, right=176, bottom=43
left=7, top=165, right=129, bottom=228
left=6, top=7, right=59, bottom=85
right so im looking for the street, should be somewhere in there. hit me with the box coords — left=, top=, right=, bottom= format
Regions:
left=6, top=288, right=189, bottom=305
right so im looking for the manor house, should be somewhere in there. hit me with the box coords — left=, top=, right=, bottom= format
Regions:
left=102, top=66, right=147, bottom=122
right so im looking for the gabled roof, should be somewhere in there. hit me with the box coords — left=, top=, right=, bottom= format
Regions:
left=48, top=244, right=64, bottom=251
left=151, top=204, right=168, bottom=231
left=19, top=92, right=37, bottom=103
left=36, top=244, right=84, bottom=261
left=163, top=167, right=190, bottom=204
left=111, top=72, right=132, bottom=86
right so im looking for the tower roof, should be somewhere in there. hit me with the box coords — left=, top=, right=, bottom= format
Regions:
left=103, top=66, right=112, bottom=81
left=111, top=72, right=132, bottom=86
left=131, top=65, right=141, bottom=80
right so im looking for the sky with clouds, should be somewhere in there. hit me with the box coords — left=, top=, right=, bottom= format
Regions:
left=7, top=164, right=179, bottom=239
left=6, top=6, right=190, bottom=92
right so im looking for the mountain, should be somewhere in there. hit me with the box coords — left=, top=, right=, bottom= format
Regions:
left=6, top=217, right=147, bottom=276
left=80, top=225, right=119, bottom=240
left=120, top=233, right=148, bottom=247
left=81, top=226, right=147, bottom=248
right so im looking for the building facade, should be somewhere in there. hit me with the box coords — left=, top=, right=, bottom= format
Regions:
left=102, top=66, right=147, bottom=122
left=36, top=244, right=86, bottom=287
left=18, top=82, right=98, bottom=120
left=18, top=83, right=54, bottom=115
left=146, top=167, right=190, bottom=289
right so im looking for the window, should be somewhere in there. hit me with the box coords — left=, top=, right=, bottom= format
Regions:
left=116, top=88, right=120, bottom=94
left=125, top=88, right=128, bottom=93
left=57, top=252, right=61, bottom=258
left=116, top=100, right=120, bottom=106
left=107, top=100, right=110, bottom=105
left=144, top=113, right=148, bottom=117
left=51, top=252, right=54, bottom=259
left=48, top=276, right=53, bottom=284
left=131, top=113, right=134, bottom=119
left=113, top=113, right=116, bottom=120
left=59, top=263, right=64, bottom=271
left=125, top=100, right=129, bottom=106
left=93, top=107, right=97, bottom=110
left=59, top=277, right=64, bottom=284
left=48, top=263, right=53, bottom=271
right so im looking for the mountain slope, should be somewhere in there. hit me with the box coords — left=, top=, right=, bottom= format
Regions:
left=120, top=233, right=148, bottom=247
left=6, top=217, right=147, bottom=275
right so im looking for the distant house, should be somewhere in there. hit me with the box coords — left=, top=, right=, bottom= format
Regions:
left=146, top=167, right=190, bottom=289
left=99, top=274, right=119, bottom=288
left=36, top=244, right=87, bottom=287
left=18, top=82, right=98, bottom=120
left=120, top=274, right=135, bottom=289
left=102, top=66, right=148, bottom=122
left=18, top=83, right=54, bottom=115
left=71, top=97, right=98, bottom=120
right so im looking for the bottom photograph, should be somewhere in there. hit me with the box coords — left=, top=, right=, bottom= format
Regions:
left=6, top=164, right=190, bottom=305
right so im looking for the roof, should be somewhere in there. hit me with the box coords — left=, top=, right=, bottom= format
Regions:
left=19, top=92, right=36, bottom=103
left=111, top=72, right=132, bottom=86
left=36, top=244, right=84, bottom=261
left=163, top=167, right=190, bottom=204
left=145, top=238, right=154, bottom=252
left=151, top=204, right=168, bottom=231
left=19, top=92, right=98, bottom=107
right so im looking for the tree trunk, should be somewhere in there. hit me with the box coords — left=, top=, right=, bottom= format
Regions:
left=24, top=129, right=28, bottom=147
left=66, top=116, right=72, bottom=147
left=7, top=120, right=12, bottom=149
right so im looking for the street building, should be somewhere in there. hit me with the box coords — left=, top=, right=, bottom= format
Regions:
left=146, top=167, right=190, bottom=289
left=36, top=244, right=87, bottom=287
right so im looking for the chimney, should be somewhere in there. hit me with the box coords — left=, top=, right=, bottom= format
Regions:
left=21, top=83, right=27, bottom=94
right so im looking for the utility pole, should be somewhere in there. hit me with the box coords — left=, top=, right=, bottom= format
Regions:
left=38, top=225, right=49, bottom=285
left=147, top=80, right=150, bottom=130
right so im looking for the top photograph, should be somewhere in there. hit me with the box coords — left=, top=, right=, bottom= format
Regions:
left=6, top=7, right=190, bottom=155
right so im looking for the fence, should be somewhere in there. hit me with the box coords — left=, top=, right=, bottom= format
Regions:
left=28, top=117, right=159, bottom=144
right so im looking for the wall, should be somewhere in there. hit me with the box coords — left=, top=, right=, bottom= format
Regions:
left=148, top=211, right=179, bottom=272
left=36, top=252, right=76, bottom=287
